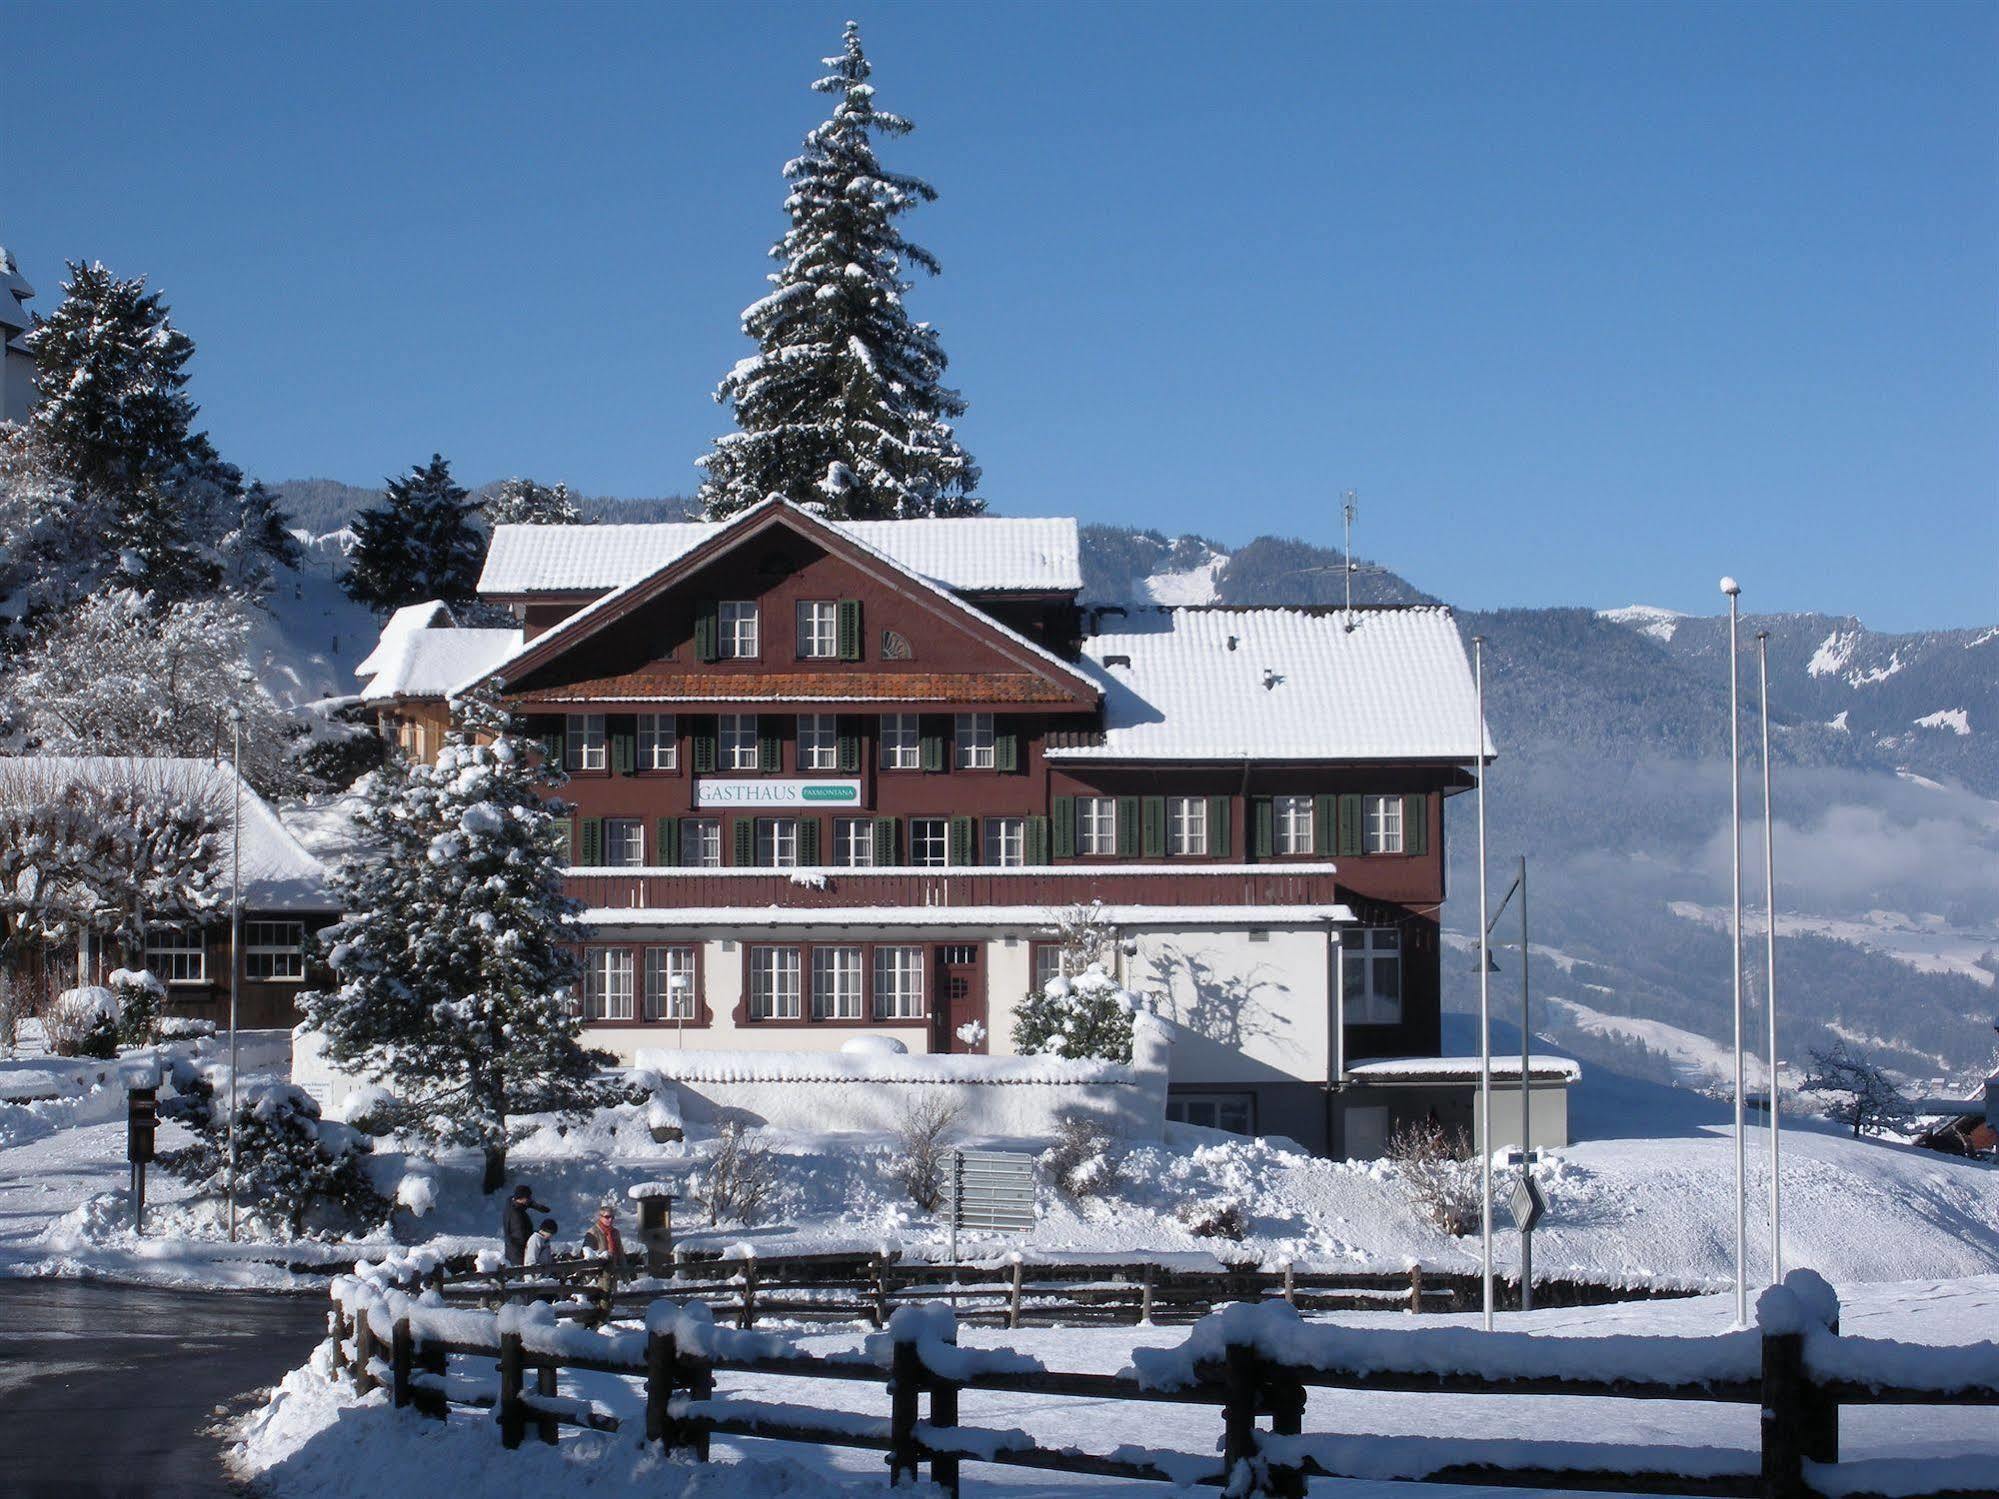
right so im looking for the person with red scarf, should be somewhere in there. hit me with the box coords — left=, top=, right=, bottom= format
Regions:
left=583, top=1201, right=629, bottom=1276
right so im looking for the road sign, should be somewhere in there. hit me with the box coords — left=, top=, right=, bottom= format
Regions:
left=1505, top=1174, right=1546, bottom=1235
left=944, top=1148, right=1036, bottom=1247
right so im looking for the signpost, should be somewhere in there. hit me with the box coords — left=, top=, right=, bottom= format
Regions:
left=127, top=1084, right=158, bottom=1233
left=1502, top=1150, right=1547, bottom=1311
left=943, top=1149, right=1036, bottom=1269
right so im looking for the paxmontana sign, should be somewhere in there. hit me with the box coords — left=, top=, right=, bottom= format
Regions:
left=694, top=778, right=864, bottom=809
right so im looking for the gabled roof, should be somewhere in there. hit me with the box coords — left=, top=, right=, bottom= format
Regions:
left=479, top=512, right=1082, bottom=596
left=466, top=499, right=1100, bottom=706
left=359, top=627, right=521, bottom=702
left=354, top=600, right=457, bottom=681
left=1047, top=606, right=1495, bottom=762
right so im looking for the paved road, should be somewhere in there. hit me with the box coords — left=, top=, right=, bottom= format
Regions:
left=0, top=1279, right=327, bottom=1498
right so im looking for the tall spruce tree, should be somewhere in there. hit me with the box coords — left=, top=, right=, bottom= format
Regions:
left=485, top=476, right=581, bottom=526
left=342, top=453, right=483, bottom=611
left=301, top=684, right=607, bottom=1192
left=697, top=22, right=981, bottom=521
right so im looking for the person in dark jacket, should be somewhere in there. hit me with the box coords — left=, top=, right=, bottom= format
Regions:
left=502, top=1184, right=548, bottom=1265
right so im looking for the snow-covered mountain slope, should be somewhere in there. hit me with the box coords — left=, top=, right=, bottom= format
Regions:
left=246, top=529, right=380, bottom=708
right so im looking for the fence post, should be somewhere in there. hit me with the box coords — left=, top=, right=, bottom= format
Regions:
left=534, top=1362, right=559, bottom=1445
left=414, top=1330, right=448, bottom=1421
left=930, top=1319, right=961, bottom=1499
left=1282, top=1261, right=1296, bottom=1309
left=688, top=1341, right=715, bottom=1461
left=872, top=1253, right=889, bottom=1330
left=390, top=1316, right=414, bottom=1410
left=739, top=1260, right=758, bottom=1330
left=1760, top=1323, right=1808, bottom=1499
left=353, top=1308, right=379, bottom=1396
left=497, top=1330, right=526, bottom=1450
left=328, top=1307, right=350, bottom=1378
left=1803, top=1312, right=1840, bottom=1476
left=1408, top=1265, right=1424, bottom=1315
left=1008, top=1258, right=1024, bottom=1330
left=889, top=1333, right=922, bottom=1486
left=1140, top=1262, right=1156, bottom=1325
left=645, top=1326, right=675, bottom=1447
left=1222, top=1339, right=1264, bottom=1494
left=1266, top=1368, right=1307, bottom=1499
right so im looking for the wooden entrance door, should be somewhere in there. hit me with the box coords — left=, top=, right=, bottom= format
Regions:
left=936, top=943, right=987, bottom=1053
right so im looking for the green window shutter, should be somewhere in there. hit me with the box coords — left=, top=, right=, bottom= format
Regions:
left=537, top=729, right=563, bottom=767
left=611, top=730, right=636, bottom=776
left=1336, top=793, right=1364, bottom=857
left=550, top=816, right=575, bottom=863
left=1025, top=815, right=1049, bottom=865
left=920, top=726, right=946, bottom=773
left=1208, top=795, right=1231, bottom=859
left=837, top=599, right=863, bottom=661
left=797, top=818, right=821, bottom=866
left=692, top=719, right=717, bottom=774
left=579, top=818, right=604, bottom=867
left=694, top=603, right=719, bottom=662
left=758, top=721, right=782, bottom=772
left=837, top=719, right=861, bottom=774
left=1252, top=797, right=1274, bottom=857
left=948, top=814, right=975, bottom=867
left=1051, top=796, right=1076, bottom=859
left=1115, top=796, right=1140, bottom=856
left=655, top=818, right=678, bottom=867
left=994, top=728, right=1019, bottom=774
left=1141, top=796, right=1166, bottom=857
left=732, top=818, right=756, bottom=867
left=1403, top=793, right=1429, bottom=856
left=873, top=815, right=899, bottom=865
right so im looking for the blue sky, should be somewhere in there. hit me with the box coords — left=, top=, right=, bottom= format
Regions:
left=7, top=1, right=1993, bottom=628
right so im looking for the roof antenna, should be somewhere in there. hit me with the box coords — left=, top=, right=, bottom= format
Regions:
left=1342, top=489, right=1359, bottom=632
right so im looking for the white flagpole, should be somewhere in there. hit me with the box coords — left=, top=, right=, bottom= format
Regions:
left=1721, top=578, right=1745, bottom=1325
left=226, top=707, right=244, bottom=1244
left=1758, top=630, right=1781, bottom=1284
left=1473, top=635, right=1493, bottom=1330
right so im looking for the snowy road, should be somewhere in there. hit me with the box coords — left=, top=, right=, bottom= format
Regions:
left=0, top=1280, right=326, bottom=1497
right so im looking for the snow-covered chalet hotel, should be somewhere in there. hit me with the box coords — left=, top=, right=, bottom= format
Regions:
left=356, top=499, right=1570, bottom=1157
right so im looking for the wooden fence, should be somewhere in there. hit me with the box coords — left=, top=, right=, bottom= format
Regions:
left=331, top=1260, right=1999, bottom=1499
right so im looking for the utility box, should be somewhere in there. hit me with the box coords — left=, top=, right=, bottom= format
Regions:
left=631, top=1187, right=677, bottom=1274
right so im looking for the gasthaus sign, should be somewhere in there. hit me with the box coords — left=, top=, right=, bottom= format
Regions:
left=694, top=778, right=865, bottom=810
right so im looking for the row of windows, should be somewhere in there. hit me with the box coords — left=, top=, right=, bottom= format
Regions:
left=700, top=599, right=862, bottom=662
left=580, top=942, right=927, bottom=1023
left=567, top=814, right=1037, bottom=868
left=564, top=713, right=1005, bottom=773
left=141, top=921, right=309, bottom=985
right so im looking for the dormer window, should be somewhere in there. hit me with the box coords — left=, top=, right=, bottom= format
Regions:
left=717, top=601, right=760, bottom=658
left=954, top=713, right=995, bottom=770
left=797, top=601, right=838, bottom=659
left=566, top=714, right=606, bottom=772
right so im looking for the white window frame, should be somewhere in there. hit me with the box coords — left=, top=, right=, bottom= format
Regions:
left=644, top=946, right=698, bottom=1021
left=585, top=947, right=635, bottom=1022
left=1274, top=795, right=1314, bottom=856
left=880, top=714, right=919, bottom=770
left=720, top=713, right=760, bottom=771
left=681, top=818, right=723, bottom=868
left=834, top=817, right=875, bottom=868
left=1076, top=797, right=1116, bottom=856
left=1168, top=796, right=1208, bottom=856
left=909, top=817, right=949, bottom=868
left=567, top=713, right=606, bottom=772
left=984, top=816, right=1026, bottom=867
left=954, top=713, right=995, bottom=770
left=796, top=713, right=839, bottom=771
left=1344, top=927, right=1403, bottom=1025
left=144, top=924, right=207, bottom=986
left=718, top=600, right=759, bottom=659
left=749, top=946, right=801, bottom=1020
left=872, top=945, right=926, bottom=1020
left=1364, top=794, right=1404, bottom=854
left=637, top=714, right=678, bottom=771
left=756, top=817, right=799, bottom=868
left=811, top=945, right=863, bottom=1019
left=243, top=919, right=306, bottom=983
left=796, top=600, right=838, bottom=659
left=604, top=818, right=646, bottom=868
left=1166, top=1093, right=1254, bottom=1136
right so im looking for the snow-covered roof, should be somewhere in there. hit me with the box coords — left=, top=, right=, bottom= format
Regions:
left=0, top=757, right=336, bottom=911
left=1346, top=1056, right=1583, bottom=1084
left=479, top=514, right=1083, bottom=596
left=1048, top=606, right=1495, bottom=763
left=359, top=627, right=522, bottom=702
left=353, top=600, right=456, bottom=681
left=578, top=903, right=1354, bottom=929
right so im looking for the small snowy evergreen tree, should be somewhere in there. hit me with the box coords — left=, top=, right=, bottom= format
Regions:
left=343, top=454, right=483, bottom=611
left=217, top=476, right=304, bottom=603
left=301, top=683, right=608, bottom=1192
left=485, top=477, right=580, bottom=526
left=1800, top=1040, right=1917, bottom=1138
left=1011, top=905, right=1137, bottom=1062
left=697, top=22, right=980, bottom=520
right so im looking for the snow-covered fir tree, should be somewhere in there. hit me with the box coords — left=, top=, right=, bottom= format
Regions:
left=697, top=22, right=981, bottom=521
left=342, top=453, right=483, bottom=612
left=485, top=476, right=580, bottom=526
left=1012, top=906, right=1139, bottom=1063
left=219, top=478, right=305, bottom=602
left=301, top=683, right=608, bottom=1192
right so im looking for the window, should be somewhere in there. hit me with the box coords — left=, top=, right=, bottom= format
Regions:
left=1031, top=943, right=1067, bottom=996
left=1077, top=797, right=1116, bottom=856
left=880, top=714, right=919, bottom=770
left=1168, top=796, right=1208, bottom=856
left=1344, top=1103, right=1390, bottom=1161
left=984, top=816, right=1026, bottom=867
left=749, top=946, right=801, bottom=1019
left=873, top=946, right=926, bottom=1019
left=756, top=817, right=799, bottom=868
left=909, top=817, right=949, bottom=868
left=718, top=600, right=759, bottom=658
left=681, top=819, right=723, bottom=868
left=1166, top=1093, right=1254, bottom=1136
left=720, top=714, right=760, bottom=771
left=1274, top=795, right=1314, bottom=855
left=796, top=714, right=839, bottom=771
left=1364, top=794, right=1404, bottom=854
left=1343, top=927, right=1403, bottom=1025
left=796, top=601, right=838, bottom=659
left=145, top=925, right=206, bottom=985
left=566, top=713, right=606, bottom=772
left=811, top=946, right=863, bottom=1019
left=834, top=818, right=875, bottom=868
left=954, top=713, right=995, bottom=769
left=637, top=714, right=678, bottom=771
left=604, top=818, right=646, bottom=868
left=243, top=920, right=306, bottom=982
left=644, top=947, right=698, bottom=1020
left=584, top=948, right=635, bottom=1022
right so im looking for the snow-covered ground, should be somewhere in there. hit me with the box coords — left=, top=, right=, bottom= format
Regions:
left=232, top=1276, right=1999, bottom=1499
left=1667, top=899, right=1999, bottom=990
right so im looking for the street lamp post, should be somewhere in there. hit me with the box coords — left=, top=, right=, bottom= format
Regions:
left=1758, top=630, right=1781, bottom=1284
left=226, top=705, right=244, bottom=1243
left=1721, top=578, right=1746, bottom=1325
left=1472, top=635, right=1493, bottom=1330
